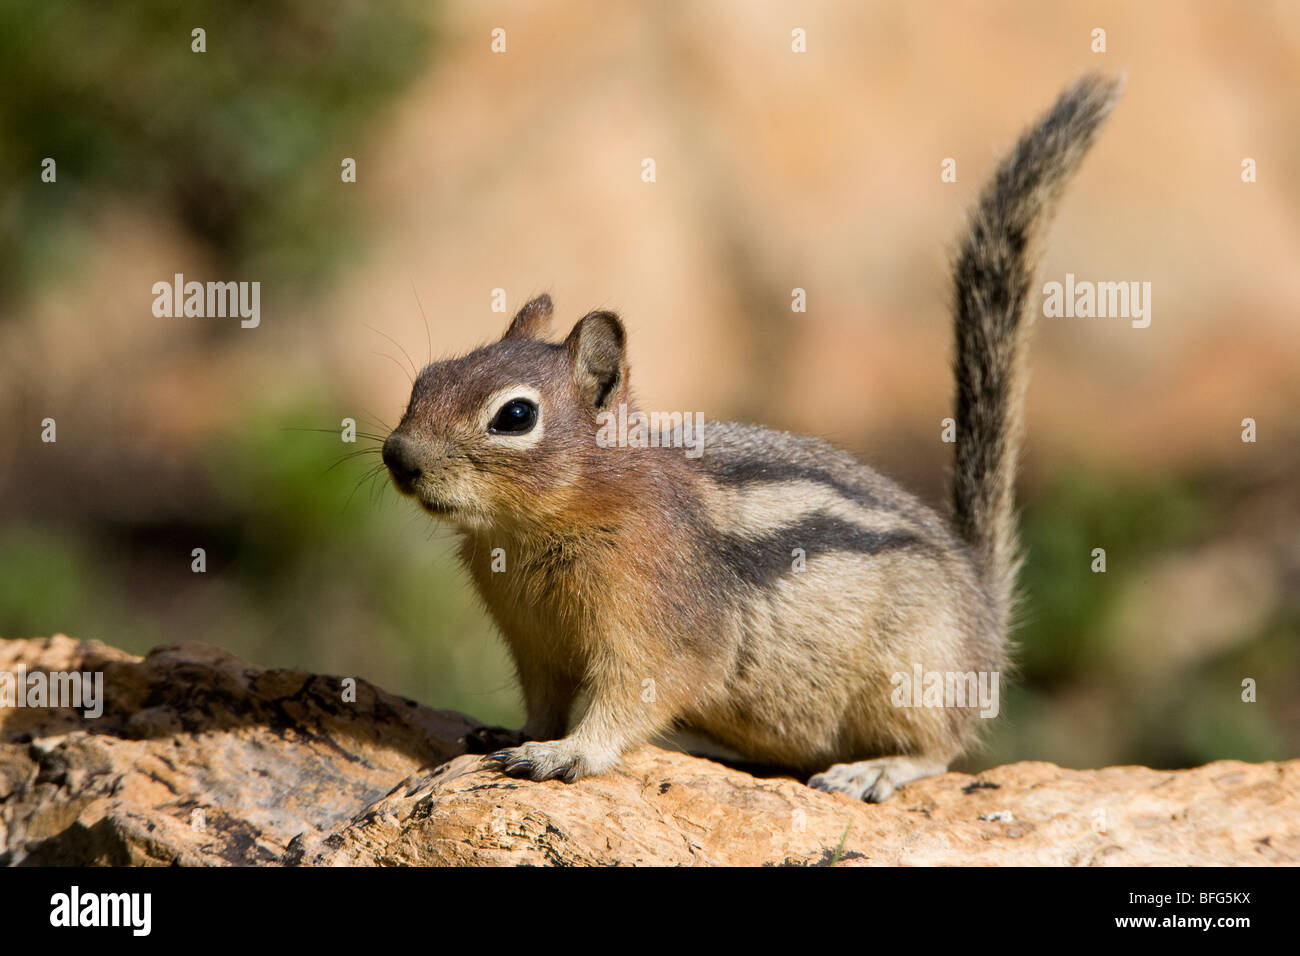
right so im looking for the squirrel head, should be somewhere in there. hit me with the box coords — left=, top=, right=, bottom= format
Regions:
left=382, top=295, right=631, bottom=530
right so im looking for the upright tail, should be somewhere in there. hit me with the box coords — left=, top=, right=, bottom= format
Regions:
left=950, top=73, right=1122, bottom=629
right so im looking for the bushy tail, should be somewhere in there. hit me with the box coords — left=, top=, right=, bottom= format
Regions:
left=950, top=73, right=1121, bottom=628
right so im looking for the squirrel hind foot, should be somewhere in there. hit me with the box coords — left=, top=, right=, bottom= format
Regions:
left=808, top=755, right=949, bottom=803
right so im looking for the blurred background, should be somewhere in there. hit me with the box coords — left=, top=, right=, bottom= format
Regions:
left=1, top=0, right=1297, bottom=774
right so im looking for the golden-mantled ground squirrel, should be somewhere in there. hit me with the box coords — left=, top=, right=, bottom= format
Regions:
left=382, top=75, right=1120, bottom=800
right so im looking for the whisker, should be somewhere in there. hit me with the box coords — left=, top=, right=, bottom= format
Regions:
left=411, top=278, right=433, bottom=366
left=360, top=408, right=395, bottom=434
left=372, top=350, right=414, bottom=385
left=344, top=462, right=388, bottom=514
left=368, top=466, right=391, bottom=507
left=364, top=322, right=419, bottom=379
left=282, top=426, right=388, bottom=442
left=324, top=448, right=382, bottom=475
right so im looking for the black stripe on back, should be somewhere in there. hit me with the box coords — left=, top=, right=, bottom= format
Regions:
left=704, top=456, right=897, bottom=515
left=709, top=512, right=929, bottom=589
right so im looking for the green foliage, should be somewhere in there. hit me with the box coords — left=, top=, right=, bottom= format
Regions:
left=0, top=523, right=145, bottom=644
left=1016, top=468, right=1209, bottom=682
left=0, top=0, right=433, bottom=298
left=976, top=468, right=1294, bottom=772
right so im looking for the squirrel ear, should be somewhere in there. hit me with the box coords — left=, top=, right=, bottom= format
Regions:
left=502, top=294, right=554, bottom=340
left=565, top=310, right=626, bottom=410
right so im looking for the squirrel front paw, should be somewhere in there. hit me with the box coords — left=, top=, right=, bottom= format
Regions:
left=482, top=739, right=614, bottom=783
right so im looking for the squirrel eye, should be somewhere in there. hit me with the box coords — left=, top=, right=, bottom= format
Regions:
left=488, top=398, right=538, bottom=435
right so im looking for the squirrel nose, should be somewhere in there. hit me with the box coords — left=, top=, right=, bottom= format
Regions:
left=382, top=433, right=422, bottom=488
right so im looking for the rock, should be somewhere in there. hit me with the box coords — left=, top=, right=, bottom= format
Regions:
left=1, top=635, right=1296, bottom=866
left=0, top=636, right=472, bottom=865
